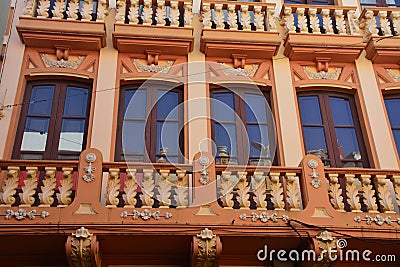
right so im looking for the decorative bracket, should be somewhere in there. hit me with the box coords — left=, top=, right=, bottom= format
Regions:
left=315, top=57, right=330, bottom=72
left=146, top=50, right=160, bottom=65
left=308, top=159, right=321, bottom=188
left=66, top=227, right=100, bottom=267
left=192, top=228, right=221, bottom=267
left=232, top=54, right=247, bottom=69
left=56, top=46, right=71, bottom=61
left=83, top=153, right=97, bottom=183
left=199, top=156, right=210, bottom=185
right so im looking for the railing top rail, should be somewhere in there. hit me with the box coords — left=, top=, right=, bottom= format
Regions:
left=202, top=0, right=275, bottom=10
left=325, top=167, right=400, bottom=176
left=280, top=4, right=357, bottom=16
left=0, top=160, right=78, bottom=170
left=359, top=7, right=400, bottom=18
left=102, top=162, right=193, bottom=172
left=215, top=165, right=301, bottom=174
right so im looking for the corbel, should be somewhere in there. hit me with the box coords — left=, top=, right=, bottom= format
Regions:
left=146, top=50, right=161, bottom=65
left=232, top=54, right=247, bottom=69
left=55, top=46, right=71, bottom=61
left=315, top=57, right=330, bottom=72
left=65, top=227, right=101, bottom=267
left=192, top=228, right=222, bottom=267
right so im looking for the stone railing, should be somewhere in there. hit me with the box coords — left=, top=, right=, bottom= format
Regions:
left=22, top=0, right=109, bottom=21
left=215, top=166, right=302, bottom=210
left=325, top=169, right=400, bottom=214
left=280, top=5, right=360, bottom=35
left=201, top=1, right=277, bottom=31
left=115, top=0, right=193, bottom=27
left=0, top=160, right=78, bottom=207
left=103, top=162, right=193, bottom=208
left=359, top=8, right=400, bottom=40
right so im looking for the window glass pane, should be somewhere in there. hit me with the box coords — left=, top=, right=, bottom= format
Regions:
left=303, top=126, right=327, bottom=153
left=335, top=128, right=360, bottom=159
left=28, top=86, right=54, bottom=115
left=58, top=119, right=85, bottom=151
left=157, top=90, right=178, bottom=120
left=360, top=0, right=377, bottom=4
left=245, top=93, right=267, bottom=123
left=122, top=120, right=145, bottom=154
left=64, top=87, right=89, bottom=117
left=213, top=93, right=235, bottom=122
left=330, top=97, right=355, bottom=126
left=20, top=154, right=43, bottom=160
left=392, top=130, right=400, bottom=154
left=298, top=96, right=323, bottom=125
left=215, top=123, right=237, bottom=157
left=385, top=98, right=400, bottom=127
left=247, top=124, right=269, bottom=157
left=124, top=90, right=147, bottom=119
left=21, top=117, right=49, bottom=151
left=156, top=121, right=179, bottom=155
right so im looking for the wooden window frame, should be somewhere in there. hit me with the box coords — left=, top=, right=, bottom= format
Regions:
left=383, top=94, right=400, bottom=158
left=210, top=87, right=278, bottom=166
left=13, top=80, right=92, bottom=160
left=298, top=91, right=369, bottom=168
left=115, top=83, right=184, bottom=163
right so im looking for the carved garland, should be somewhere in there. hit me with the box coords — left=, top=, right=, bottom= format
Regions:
left=120, top=209, right=172, bottom=220
left=354, top=215, right=400, bottom=226
left=303, top=67, right=342, bottom=80
left=239, top=212, right=289, bottom=223
left=2, top=209, right=49, bottom=220
left=220, top=63, right=259, bottom=77
left=41, top=54, right=85, bottom=69
left=132, top=59, right=174, bottom=73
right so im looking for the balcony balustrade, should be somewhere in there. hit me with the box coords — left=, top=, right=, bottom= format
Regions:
left=215, top=166, right=302, bottom=211
left=326, top=168, right=400, bottom=214
left=0, top=150, right=398, bottom=229
left=22, top=0, right=109, bottom=21
left=114, top=0, right=192, bottom=27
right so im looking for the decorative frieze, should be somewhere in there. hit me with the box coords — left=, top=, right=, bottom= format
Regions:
left=132, top=59, right=173, bottom=73
left=220, top=63, right=259, bottom=77
left=354, top=215, right=400, bottom=226
left=239, top=212, right=289, bottom=223
left=3, top=209, right=49, bottom=220
left=303, top=67, right=341, bottom=80
left=120, top=209, right=172, bottom=220
left=41, top=54, right=85, bottom=69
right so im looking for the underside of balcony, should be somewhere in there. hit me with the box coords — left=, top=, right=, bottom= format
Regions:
left=16, top=17, right=106, bottom=50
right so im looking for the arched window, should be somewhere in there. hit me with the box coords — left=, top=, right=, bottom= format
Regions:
left=115, top=83, right=184, bottom=163
left=298, top=91, right=368, bottom=167
left=13, top=80, right=92, bottom=160
left=211, top=88, right=276, bottom=166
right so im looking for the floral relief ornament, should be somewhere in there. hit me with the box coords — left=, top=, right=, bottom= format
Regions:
left=239, top=212, right=289, bottom=223
left=354, top=215, right=400, bottom=226
left=120, top=209, right=172, bottom=220
left=3, top=209, right=49, bottom=220
left=308, top=159, right=322, bottom=189
left=83, top=153, right=96, bottom=183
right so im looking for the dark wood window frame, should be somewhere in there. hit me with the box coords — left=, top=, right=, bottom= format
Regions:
left=298, top=91, right=369, bottom=168
left=13, top=80, right=92, bottom=160
left=115, top=83, right=184, bottom=163
left=210, top=87, right=278, bottom=166
left=383, top=93, right=400, bottom=158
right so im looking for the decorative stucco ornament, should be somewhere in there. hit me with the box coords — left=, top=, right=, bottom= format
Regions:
left=83, top=153, right=96, bottom=182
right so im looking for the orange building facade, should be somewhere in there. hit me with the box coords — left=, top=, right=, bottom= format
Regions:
left=0, top=0, right=400, bottom=266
